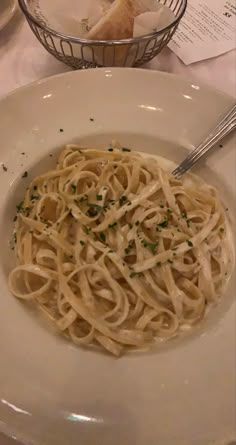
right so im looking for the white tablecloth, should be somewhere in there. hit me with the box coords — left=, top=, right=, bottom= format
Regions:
left=0, top=7, right=235, bottom=445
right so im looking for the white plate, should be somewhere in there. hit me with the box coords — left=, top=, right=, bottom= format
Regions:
left=0, top=69, right=235, bottom=445
left=0, top=0, right=17, bottom=31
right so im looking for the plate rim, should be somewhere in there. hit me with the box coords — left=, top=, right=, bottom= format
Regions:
left=0, top=67, right=234, bottom=105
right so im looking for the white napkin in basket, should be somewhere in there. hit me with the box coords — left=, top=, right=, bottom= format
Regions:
left=133, top=6, right=175, bottom=37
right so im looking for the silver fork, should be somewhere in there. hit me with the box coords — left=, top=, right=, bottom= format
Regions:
left=172, top=103, right=236, bottom=179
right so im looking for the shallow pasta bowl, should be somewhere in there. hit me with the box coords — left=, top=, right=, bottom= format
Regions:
left=0, top=68, right=235, bottom=445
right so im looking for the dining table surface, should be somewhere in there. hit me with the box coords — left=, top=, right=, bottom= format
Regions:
left=0, top=5, right=235, bottom=445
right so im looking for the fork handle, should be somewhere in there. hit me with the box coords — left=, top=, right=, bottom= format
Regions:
left=172, top=103, right=236, bottom=179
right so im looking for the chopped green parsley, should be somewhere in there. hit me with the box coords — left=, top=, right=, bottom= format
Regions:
left=129, top=272, right=137, bottom=278
left=158, top=220, right=168, bottom=228
left=100, top=233, right=106, bottom=243
left=108, top=222, right=117, bottom=229
left=119, top=195, right=127, bottom=206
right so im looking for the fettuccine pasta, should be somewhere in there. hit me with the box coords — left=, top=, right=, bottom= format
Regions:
left=8, top=144, right=234, bottom=356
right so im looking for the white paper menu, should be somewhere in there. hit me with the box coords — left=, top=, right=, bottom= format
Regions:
left=168, top=0, right=236, bottom=65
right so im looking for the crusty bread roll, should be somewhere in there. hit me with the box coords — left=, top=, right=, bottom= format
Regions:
left=86, top=0, right=155, bottom=66
left=87, top=0, right=135, bottom=40
left=87, top=0, right=112, bottom=30
left=87, top=0, right=157, bottom=41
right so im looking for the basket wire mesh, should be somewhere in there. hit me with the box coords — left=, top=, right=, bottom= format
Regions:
left=19, top=0, right=187, bottom=69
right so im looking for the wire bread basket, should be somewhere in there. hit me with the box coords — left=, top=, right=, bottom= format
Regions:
left=19, top=0, right=187, bottom=69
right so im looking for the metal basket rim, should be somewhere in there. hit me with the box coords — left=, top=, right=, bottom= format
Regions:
left=18, top=0, right=187, bottom=46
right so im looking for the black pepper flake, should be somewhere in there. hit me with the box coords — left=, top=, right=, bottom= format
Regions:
left=219, top=144, right=223, bottom=148
left=90, top=118, right=94, bottom=122
left=187, top=240, right=193, bottom=247
left=87, top=203, right=102, bottom=217
left=97, top=194, right=103, bottom=201
left=2, top=164, right=7, bottom=172
left=122, top=147, right=131, bottom=152
left=156, top=262, right=162, bottom=267
left=22, top=171, right=28, bottom=178
left=108, top=148, right=113, bottom=152
left=13, top=216, right=17, bottom=222
left=71, top=184, right=76, bottom=193
left=59, top=128, right=64, bottom=132
left=168, top=259, right=173, bottom=264
left=80, top=240, right=85, bottom=246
